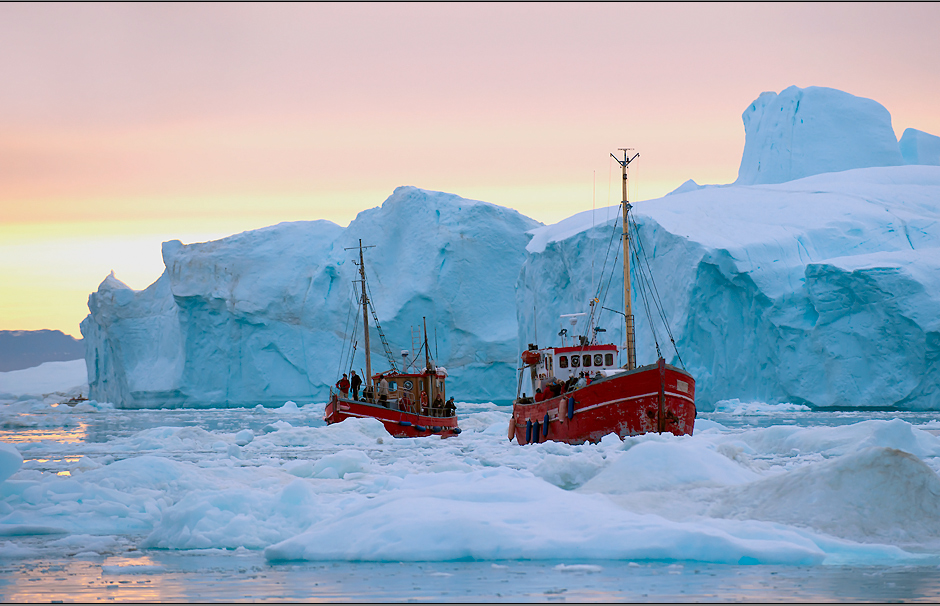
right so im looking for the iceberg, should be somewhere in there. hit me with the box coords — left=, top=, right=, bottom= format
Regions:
left=521, top=166, right=940, bottom=410
left=735, top=86, right=903, bottom=185
left=81, top=86, right=940, bottom=410
left=81, top=187, right=539, bottom=407
left=900, top=128, right=940, bottom=166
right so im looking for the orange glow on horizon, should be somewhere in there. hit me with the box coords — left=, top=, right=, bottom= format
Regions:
left=1, top=3, right=938, bottom=337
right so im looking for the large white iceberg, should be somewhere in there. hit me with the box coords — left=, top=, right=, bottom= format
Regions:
left=82, top=87, right=940, bottom=410
left=522, top=166, right=940, bottom=410
left=81, top=187, right=539, bottom=407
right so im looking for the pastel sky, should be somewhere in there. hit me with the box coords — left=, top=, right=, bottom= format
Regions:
left=2, top=3, right=938, bottom=337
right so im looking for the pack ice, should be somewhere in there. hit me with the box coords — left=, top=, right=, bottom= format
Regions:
left=82, top=86, right=940, bottom=410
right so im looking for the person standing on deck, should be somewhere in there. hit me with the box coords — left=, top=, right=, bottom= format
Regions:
left=400, top=392, right=413, bottom=414
left=378, top=375, right=389, bottom=406
left=350, top=371, right=362, bottom=400
left=444, top=397, right=456, bottom=417
left=419, top=390, right=429, bottom=415
left=335, top=374, right=350, bottom=397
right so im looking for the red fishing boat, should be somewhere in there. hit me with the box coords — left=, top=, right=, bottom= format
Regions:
left=510, top=150, right=695, bottom=445
left=324, top=240, right=460, bottom=438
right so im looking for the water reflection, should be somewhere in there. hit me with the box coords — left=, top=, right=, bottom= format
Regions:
left=3, top=558, right=940, bottom=602
left=0, top=423, right=88, bottom=445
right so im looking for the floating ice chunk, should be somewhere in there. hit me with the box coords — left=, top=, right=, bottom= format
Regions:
left=142, top=478, right=323, bottom=550
left=0, top=443, right=23, bottom=484
left=554, top=564, right=602, bottom=572
left=264, top=469, right=826, bottom=565
left=277, top=401, right=299, bottom=413
left=235, top=430, right=254, bottom=446
left=711, top=447, right=940, bottom=547
left=310, top=450, right=372, bottom=479
left=692, top=419, right=731, bottom=433
left=714, top=399, right=811, bottom=415
left=730, top=419, right=940, bottom=460
left=0, top=541, right=40, bottom=558
left=580, top=440, right=761, bottom=495
left=47, top=534, right=121, bottom=555
left=858, top=418, right=940, bottom=459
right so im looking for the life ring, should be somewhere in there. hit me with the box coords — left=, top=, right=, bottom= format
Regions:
left=508, top=416, right=516, bottom=441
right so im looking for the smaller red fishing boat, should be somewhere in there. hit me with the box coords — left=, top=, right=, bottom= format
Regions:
left=324, top=240, right=460, bottom=438
left=510, top=149, right=696, bottom=445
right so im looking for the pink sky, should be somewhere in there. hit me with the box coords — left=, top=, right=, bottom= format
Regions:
left=1, top=3, right=938, bottom=336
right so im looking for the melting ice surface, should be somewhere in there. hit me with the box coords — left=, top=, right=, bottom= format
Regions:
left=3, top=365, right=940, bottom=600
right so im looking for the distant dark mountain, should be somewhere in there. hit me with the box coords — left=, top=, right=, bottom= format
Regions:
left=0, top=330, right=84, bottom=372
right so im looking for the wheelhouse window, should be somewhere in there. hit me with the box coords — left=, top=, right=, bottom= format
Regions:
left=583, top=355, right=591, bottom=367
left=605, top=353, right=614, bottom=366
left=558, top=356, right=568, bottom=369
left=388, top=381, right=397, bottom=391
left=594, top=354, right=604, bottom=366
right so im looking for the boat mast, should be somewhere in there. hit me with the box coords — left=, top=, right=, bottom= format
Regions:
left=423, top=316, right=433, bottom=405
left=358, top=239, right=373, bottom=390
left=612, top=149, right=639, bottom=370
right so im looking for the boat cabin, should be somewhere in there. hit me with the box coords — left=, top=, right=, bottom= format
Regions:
left=367, top=367, right=450, bottom=415
left=522, top=342, right=620, bottom=396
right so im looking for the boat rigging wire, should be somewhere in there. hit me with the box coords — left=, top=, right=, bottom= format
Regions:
left=340, top=282, right=362, bottom=377
left=587, top=193, right=686, bottom=369
left=337, top=282, right=356, bottom=378
left=628, top=219, right=664, bottom=360
left=629, top=214, right=686, bottom=369
left=364, top=274, right=400, bottom=372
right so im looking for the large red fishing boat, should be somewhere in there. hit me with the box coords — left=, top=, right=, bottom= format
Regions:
left=324, top=241, right=460, bottom=438
left=510, top=150, right=695, bottom=445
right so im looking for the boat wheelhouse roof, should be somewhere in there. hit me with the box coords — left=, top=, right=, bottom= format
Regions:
left=550, top=344, right=618, bottom=354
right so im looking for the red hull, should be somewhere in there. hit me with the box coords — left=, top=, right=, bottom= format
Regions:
left=511, top=360, right=695, bottom=445
left=324, top=395, right=460, bottom=438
